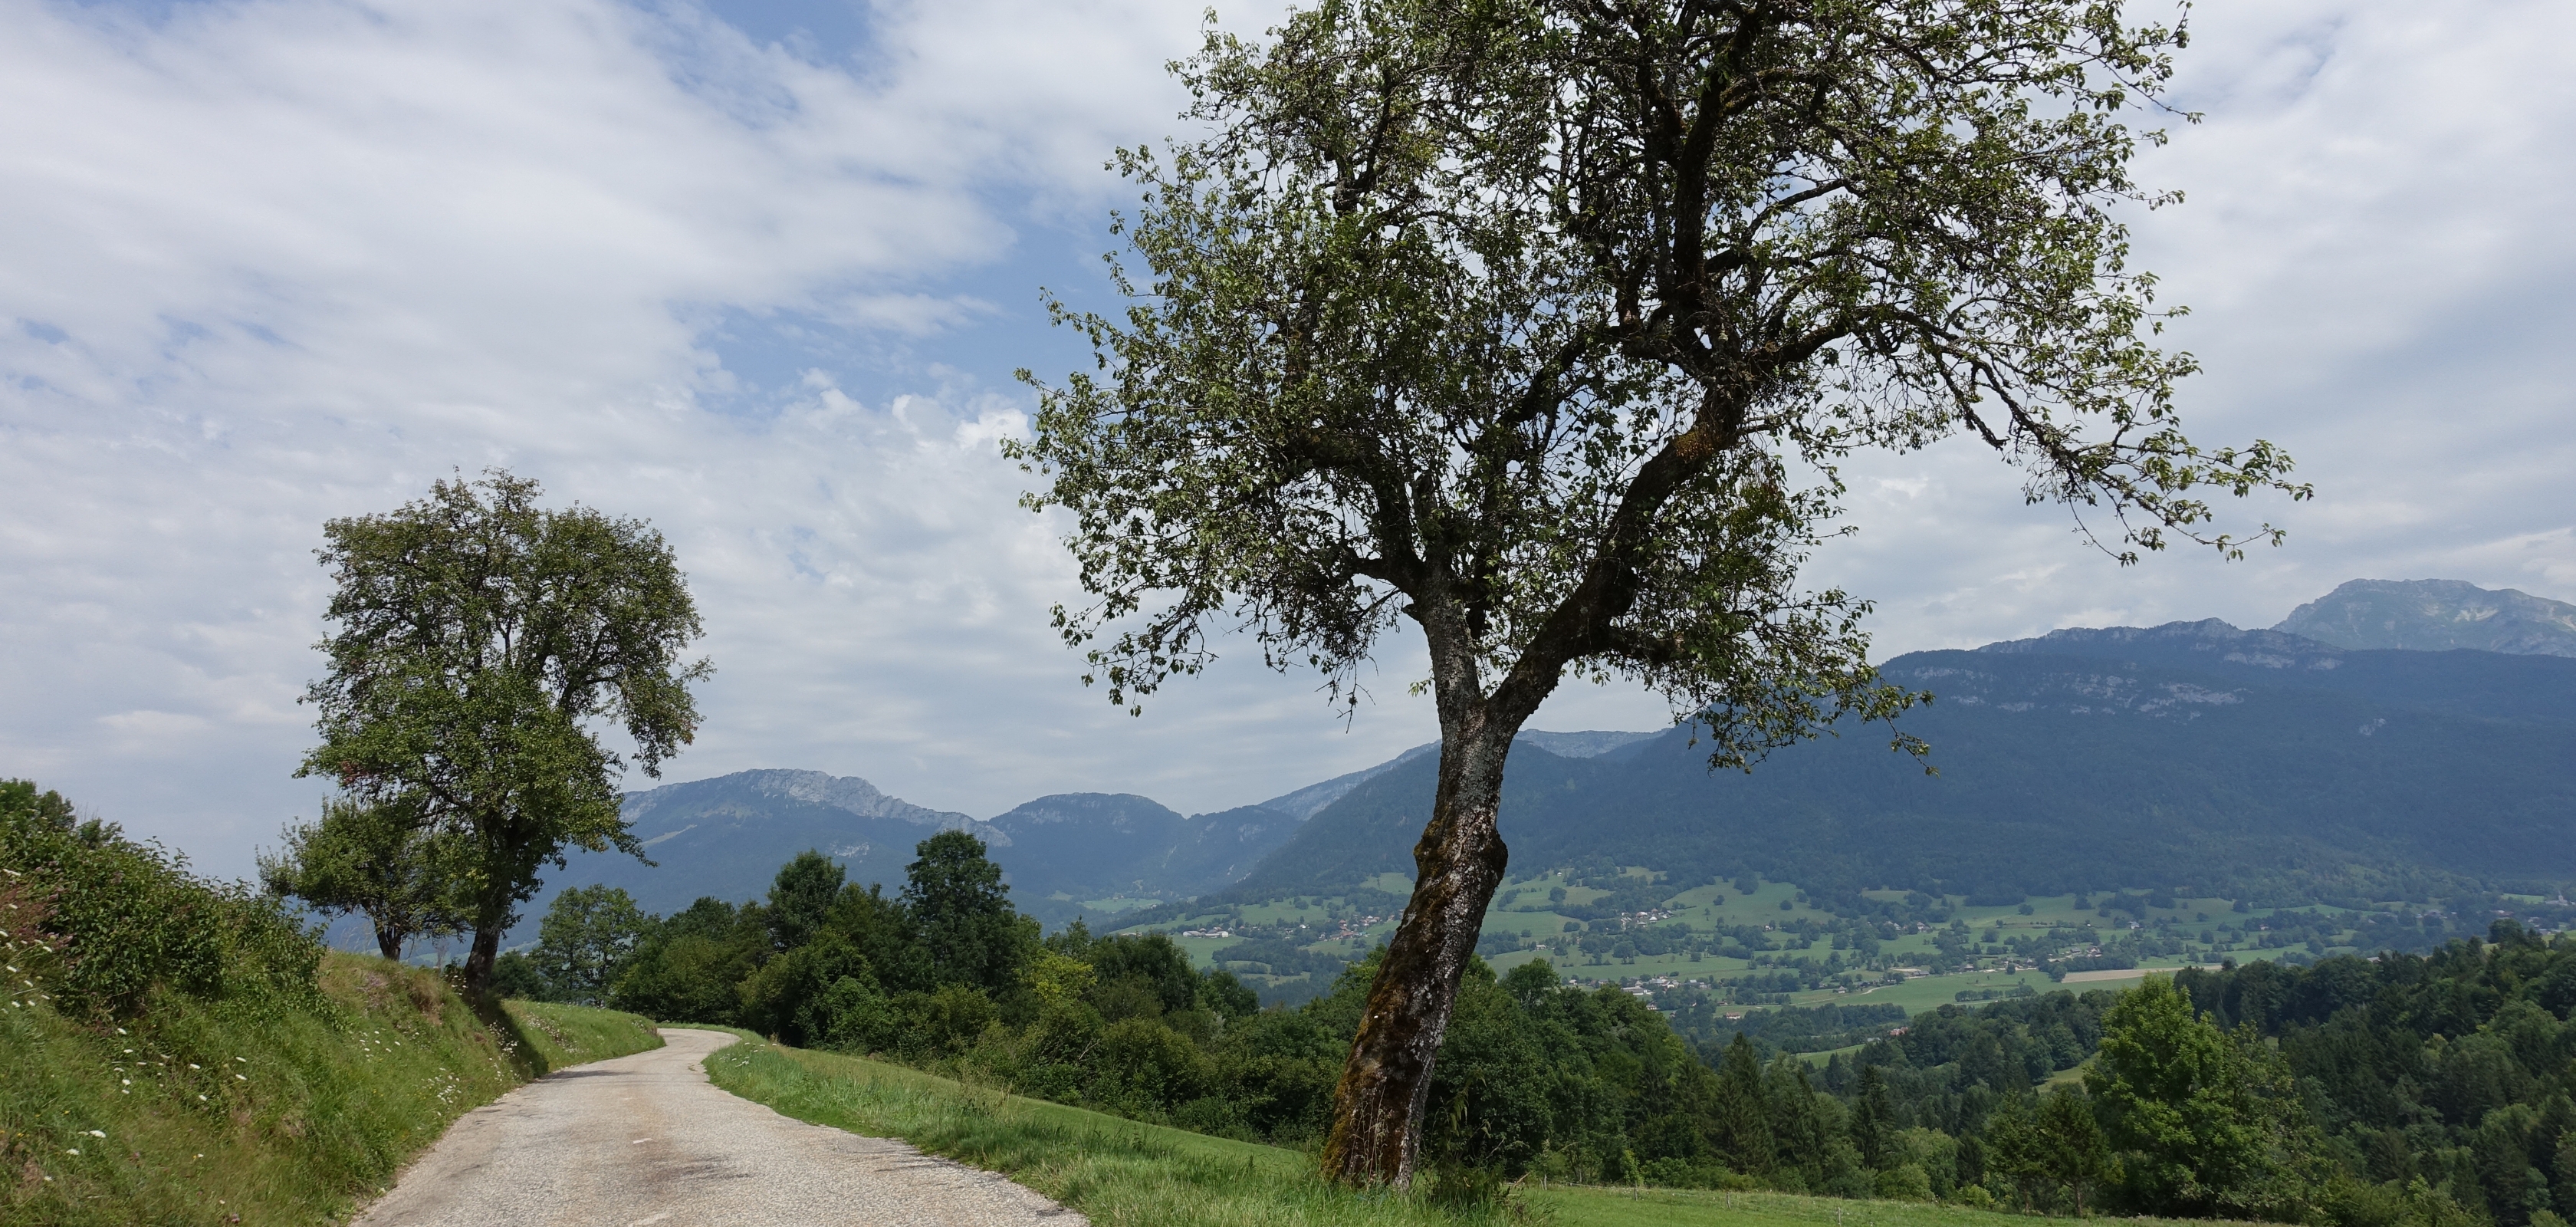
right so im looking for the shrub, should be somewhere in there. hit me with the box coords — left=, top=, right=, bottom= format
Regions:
left=1092, top=1016, right=1215, bottom=1111
left=1, top=779, right=319, bottom=1021
left=1875, top=1162, right=1934, bottom=1202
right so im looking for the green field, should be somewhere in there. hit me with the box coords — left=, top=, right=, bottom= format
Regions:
left=1137, top=873, right=2327, bottom=1015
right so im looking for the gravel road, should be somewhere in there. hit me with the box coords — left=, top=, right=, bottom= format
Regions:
left=354, top=1028, right=1086, bottom=1226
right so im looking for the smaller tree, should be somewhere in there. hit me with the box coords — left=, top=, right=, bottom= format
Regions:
left=260, top=794, right=465, bottom=961
left=532, top=886, right=649, bottom=1002
left=901, top=831, right=1033, bottom=995
left=610, top=896, right=766, bottom=1023
left=767, top=850, right=846, bottom=952
left=1850, top=1063, right=1898, bottom=1169
left=1708, top=1034, right=1774, bottom=1173
left=1983, top=1095, right=2045, bottom=1212
left=2037, top=1087, right=2116, bottom=1215
left=2088, top=975, right=2290, bottom=1215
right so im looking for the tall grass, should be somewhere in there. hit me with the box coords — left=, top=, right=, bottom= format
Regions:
left=0, top=952, right=659, bottom=1226
left=704, top=1035, right=2305, bottom=1227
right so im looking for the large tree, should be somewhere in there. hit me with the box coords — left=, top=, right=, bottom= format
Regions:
left=1015, top=0, right=2305, bottom=1186
left=301, top=470, right=710, bottom=992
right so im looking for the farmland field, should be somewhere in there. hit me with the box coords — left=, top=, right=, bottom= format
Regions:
left=1129, top=872, right=2325, bottom=1015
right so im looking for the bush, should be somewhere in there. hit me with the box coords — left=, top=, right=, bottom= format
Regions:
left=490, top=950, right=548, bottom=999
left=1875, top=1162, right=1934, bottom=1201
left=895, top=984, right=998, bottom=1059
left=813, top=975, right=902, bottom=1053
left=1092, top=1016, right=1216, bottom=1112
left=1, top=779, right=320, bottom=1020
left=611, top=929, right=758, bottom=1025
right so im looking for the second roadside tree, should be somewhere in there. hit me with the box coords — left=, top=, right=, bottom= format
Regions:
left=301, top=470, right=710, bottom=993
left=1016, top=0, right=2305, bottom=1186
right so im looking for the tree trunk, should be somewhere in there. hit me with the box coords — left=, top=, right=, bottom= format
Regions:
left=462, top=925, right=501, bottom=994
left=1319, top=725, right=1516, bottom=1187
left=373, top=920, right=405, bottom=962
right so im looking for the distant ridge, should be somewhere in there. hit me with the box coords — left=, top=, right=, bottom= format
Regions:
left=2275, top=578, right=2576, bottom=656
left=1257, top=744, right=1436, bottom=820
left=1977, top=617, right=2344, bottom=669
left=1204, top=613, right=2576, bottom=910
left=625, top=768, right=990, bottom=837
left=487, top=576, right=2576, bottom=953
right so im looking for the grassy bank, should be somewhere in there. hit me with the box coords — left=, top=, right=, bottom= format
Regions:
left=1526, top=1186, right=2292, bottom=1227
left=1, top=952, right=659, bottom=1226
left=702, top=1032, right=2275, bottom=1227
left=703, top=1031, right=1452, bottom=1227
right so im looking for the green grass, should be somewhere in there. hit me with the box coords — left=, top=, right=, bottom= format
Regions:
left=506, top=997, right=667, bottom=1071
left=700, top=1035, right=2288, bottom=1227
left=0, top=952, right=660, bottom=1226
left=1525, top=1184, right=2286, bottom=1227
left=702, top=1031, right=1476, bottom=1226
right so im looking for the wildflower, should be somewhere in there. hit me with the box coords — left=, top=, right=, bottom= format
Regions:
left=86, top=1130, right=104, bottom=1138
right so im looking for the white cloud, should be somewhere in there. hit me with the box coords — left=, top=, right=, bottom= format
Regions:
left=1800, top=0, right=2576, bottom=650
left=2, top=0, right=2570, bottom=878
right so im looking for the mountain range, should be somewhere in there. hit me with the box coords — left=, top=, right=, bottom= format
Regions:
left=2276, top=577, right=2576, bottom=656
left=490, top=577, right=2576, bottom=942
left=1217, top=617, right=2576, bottom=912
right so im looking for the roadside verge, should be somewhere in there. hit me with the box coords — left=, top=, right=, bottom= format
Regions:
left=2, top=952, right=659, bottom=1226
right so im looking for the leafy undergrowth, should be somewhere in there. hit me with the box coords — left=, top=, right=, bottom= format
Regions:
left=0, top=952, right=659, bottom=1226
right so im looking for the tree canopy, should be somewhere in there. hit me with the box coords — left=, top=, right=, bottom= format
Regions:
left=259, top=794, right=465, bottom=962
left=299, top=469, right=709, bottom=991
left=1018, top=0, right=2305, bottom=1187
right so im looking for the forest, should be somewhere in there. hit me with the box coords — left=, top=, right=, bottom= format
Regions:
left=503, top=831, right=2576, bottom=1226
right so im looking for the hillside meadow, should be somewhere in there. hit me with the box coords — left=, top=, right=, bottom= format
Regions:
left=703, top=1028, right=2299, bottom=1227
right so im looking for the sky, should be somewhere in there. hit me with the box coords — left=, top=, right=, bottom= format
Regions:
left=3, top=0, right=2571, bottom=878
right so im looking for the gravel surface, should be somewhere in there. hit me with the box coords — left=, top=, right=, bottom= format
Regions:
left=354, top=1028, right=1086, bottom=1226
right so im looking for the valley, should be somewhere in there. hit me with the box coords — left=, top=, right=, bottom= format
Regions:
left=490, top=578, right=2576, bottom=1016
